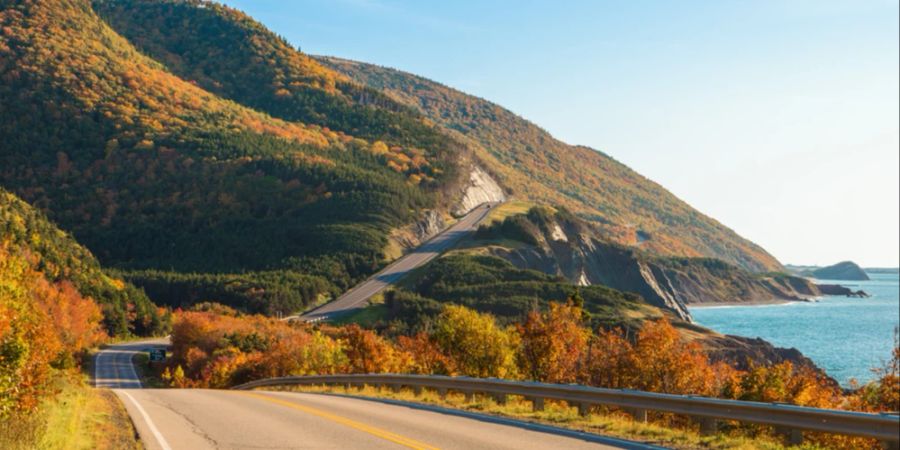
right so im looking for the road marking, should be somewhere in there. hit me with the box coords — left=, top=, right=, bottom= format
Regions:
left=118, top=390, right=173, bottom=450
left=234, top=391, right=440, bottom=450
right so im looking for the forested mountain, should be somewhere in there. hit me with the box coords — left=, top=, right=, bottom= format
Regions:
left=0, top=0, right=464, bottom=315
left=91, top=0, right=780, bottom=273
left=0, top=188, right=166, bottom=336
left=319, top=57, right=783, bottom=273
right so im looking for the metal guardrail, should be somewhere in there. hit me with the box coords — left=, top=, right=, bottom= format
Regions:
left=233, top=374, right=900, bottom=446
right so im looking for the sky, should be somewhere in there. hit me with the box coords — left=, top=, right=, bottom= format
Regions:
left=222, top=0, right=899, bottom=267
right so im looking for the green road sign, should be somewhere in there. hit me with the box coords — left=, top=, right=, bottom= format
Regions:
left=148, top=348, right=166, bottom=362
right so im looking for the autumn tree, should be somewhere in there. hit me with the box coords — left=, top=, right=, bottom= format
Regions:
left=517, top=301, right=589, bottom=383
left=432, top=305, right=518, bottom=378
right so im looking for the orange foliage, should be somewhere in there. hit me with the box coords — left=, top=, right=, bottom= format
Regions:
left=517, top=302, right=589, bottom=383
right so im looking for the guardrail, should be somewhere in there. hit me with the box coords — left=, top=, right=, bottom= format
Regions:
left=233, top=374, right=900, bottom=448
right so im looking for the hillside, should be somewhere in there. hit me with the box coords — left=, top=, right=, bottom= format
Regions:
left=319, top=57, right=783, bottom=273
left=90, top=0, right=781, bottom=273
left=0, top=188, right=166, bottom=336
left=0, top=0, right=469, bottom=315
left=469, top=206, right=822, bottom=320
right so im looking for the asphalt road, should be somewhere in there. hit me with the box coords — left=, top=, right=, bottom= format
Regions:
left=296, top=203, right=499, bottom=322
left=116, top=388, right=630, bottom=450
left=94, top=339, right=168, bottom=388
left=94, top=339, right=649, bottom=449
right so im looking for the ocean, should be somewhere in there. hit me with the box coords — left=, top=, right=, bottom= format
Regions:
left=690, top=272, right=900, bottom=386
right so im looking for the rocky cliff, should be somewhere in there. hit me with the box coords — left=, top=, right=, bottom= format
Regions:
left=475, top=207, right=824, bottom=322
left=453, top=166, right=506, bottom=216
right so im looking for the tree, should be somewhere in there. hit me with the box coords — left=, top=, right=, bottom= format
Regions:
left=432, top=305, right=518, bottom=378
left=517, top=301, right=589, bottom=383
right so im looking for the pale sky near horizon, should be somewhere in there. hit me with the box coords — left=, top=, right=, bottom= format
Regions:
left=222, top=0, right=900, bottom=267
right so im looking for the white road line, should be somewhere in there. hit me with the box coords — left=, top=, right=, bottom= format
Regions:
left=118, top=390, right=172, bottom=450
left=125, top=349, right=144, bottom=388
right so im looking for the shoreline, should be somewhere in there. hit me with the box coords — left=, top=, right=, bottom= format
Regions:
left=687, top=298, right=811, bottom=308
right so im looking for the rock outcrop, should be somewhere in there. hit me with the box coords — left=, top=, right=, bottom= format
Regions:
left=452, top=166, right=506, bottom=216
left=816, top=284, right=870, bottom=298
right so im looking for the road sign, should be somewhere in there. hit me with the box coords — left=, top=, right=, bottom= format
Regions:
left=148, top=348, right=166, bottom=362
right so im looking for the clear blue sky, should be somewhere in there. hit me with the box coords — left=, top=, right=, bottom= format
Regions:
left=223, top=0, right=899, bottom=267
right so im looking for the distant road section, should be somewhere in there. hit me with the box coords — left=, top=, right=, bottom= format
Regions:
left=94, top=339, right=167, bottom=388
left=295, top=203, right=499, bottom=322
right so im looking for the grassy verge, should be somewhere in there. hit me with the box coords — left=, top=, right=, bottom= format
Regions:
left=132, top=353, right=168, bottom=388
left=0, top=373, right=142, bottom=450
left=264, top=384, right=816, bottom=450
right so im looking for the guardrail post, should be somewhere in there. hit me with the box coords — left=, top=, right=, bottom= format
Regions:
left=881, top=439, right=899, bottom=450
left=530, top=397, right=545, bottom=412
left=492, top=393, right=507, bottom=405
left=390, top=384, right=402, bottom=393
left=436, top=387, right=448, bottom=399
left=413, top=385, right=423, bottom=396
left=577, top=402, right=591, bottom=417
left=696, top=417, right=717, bottom=436
left=775, top=427, right=803, bottom=445
left=464, top=391, right=474, bottom=402
left=626, top=408, right=647, bottom=422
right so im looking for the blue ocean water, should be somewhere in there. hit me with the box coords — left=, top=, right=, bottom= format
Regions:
left=690, top=272, right=899, bottom=386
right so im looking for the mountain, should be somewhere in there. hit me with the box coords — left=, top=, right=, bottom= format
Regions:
left=0, top=188, right=166, bottom=336
left=316, top=57, right=783, bottom=273
left=91, top=0, right=780, bottom=274
left=0, top=0, right=478, bottom=315
left=810, top=261, right=870, bottom=281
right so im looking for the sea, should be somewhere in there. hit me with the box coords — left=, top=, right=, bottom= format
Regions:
left=690, top=271, right=900, bottom=386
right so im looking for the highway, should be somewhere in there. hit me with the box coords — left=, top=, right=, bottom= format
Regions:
left=296, top=203, right=499, bottom=322
left=94, top=342, right=642, bottom=450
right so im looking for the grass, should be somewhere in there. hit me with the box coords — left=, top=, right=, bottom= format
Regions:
left=0, top=372, right=142, bottom=450
left=262, top=384, right=826, bottom=450
left=484, top=200, right=540, bottom=225
left=132, top=353, right=168, bottom=388
left=331, top=303, right=389, bottom=327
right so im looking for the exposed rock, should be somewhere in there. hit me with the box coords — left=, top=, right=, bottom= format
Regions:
left=704, top=334, right=838, bottom=387
left=390, top=210, right=447, bottom=250
left=452, top=166, right=506, bottom=216
left=816, top=283, right=870, bottom=298
left=811, top=261, right=870, bottom=281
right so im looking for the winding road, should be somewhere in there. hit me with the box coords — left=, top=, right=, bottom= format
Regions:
left=295, top=203, right=500, bottom=322
left=94, top=342, right=650, bottom=449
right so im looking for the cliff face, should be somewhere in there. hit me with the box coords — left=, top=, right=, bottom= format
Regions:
left=453, top=166, right=506, bottom=216
left=478, top=208, right=821, bottom=321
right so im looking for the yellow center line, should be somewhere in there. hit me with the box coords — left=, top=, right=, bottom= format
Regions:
left=232, top=391, right=441, bottom=450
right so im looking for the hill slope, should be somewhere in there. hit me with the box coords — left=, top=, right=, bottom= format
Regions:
left=0, top=0, right=465, bottom=314
left=318, top=57, right=783, bottom=273
left=90, top=0, right=780, bottom=273
left=0, top=188, right=166, bottom=336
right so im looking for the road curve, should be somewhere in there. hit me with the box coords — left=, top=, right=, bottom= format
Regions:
left=117, top=388, right=633, bottom=450
left=96, top=341, right=651, bottom=449
left=296, top=203, right=499, bottom=322
left=94, top=339, right=168, bottom=388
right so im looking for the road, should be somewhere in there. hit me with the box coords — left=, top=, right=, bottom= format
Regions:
left=94, top=339, right=168, bottom=388
left=94, top=341, right=652, bottom=449
left=296, top=203, right=500, bottom=322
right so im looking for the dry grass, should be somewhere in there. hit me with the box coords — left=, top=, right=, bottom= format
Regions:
left=0, top=373, right=142, bottom=450
left=483, top=200, right=539, bottom=225
left=265, top=384, right=831, bottom=450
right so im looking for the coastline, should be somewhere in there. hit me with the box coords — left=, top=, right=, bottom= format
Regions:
left=687, top=298, right=809, bottom=309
